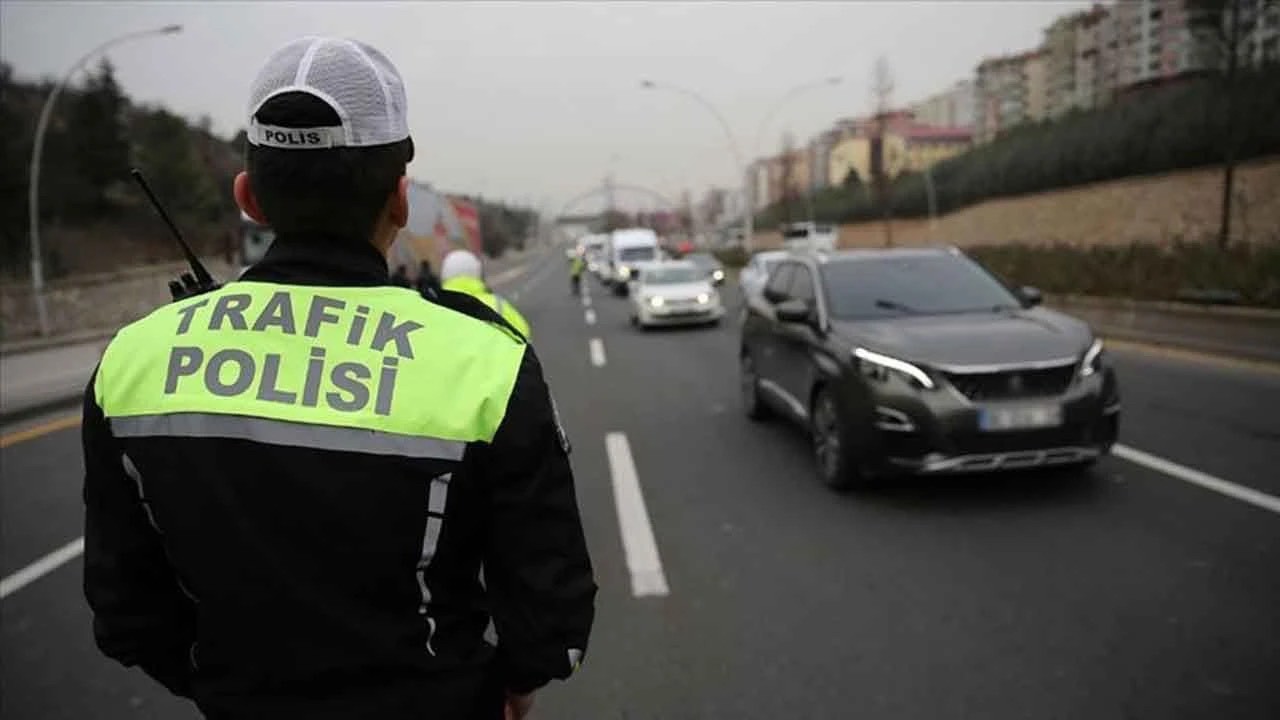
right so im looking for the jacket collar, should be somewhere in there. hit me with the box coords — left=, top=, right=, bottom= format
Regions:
left=240, top=232, right=391, bottom=287
left=442, top=275, right=490, bottom=296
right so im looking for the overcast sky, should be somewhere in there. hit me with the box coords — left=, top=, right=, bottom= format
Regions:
left=3, top=1, right=1087, bottom=213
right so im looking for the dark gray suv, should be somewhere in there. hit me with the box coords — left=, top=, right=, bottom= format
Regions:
left=739, top=247, right=1120, bottom=490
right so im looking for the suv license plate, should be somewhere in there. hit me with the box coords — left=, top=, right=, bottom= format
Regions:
left=979, top=404, right=1062, bottom=432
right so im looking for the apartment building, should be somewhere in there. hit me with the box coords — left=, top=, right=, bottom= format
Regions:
left=910, top=79, right=977, bottom=128
left=1239, top=0, right=1280, bottom=67
left=1044, top=5, right=1116, bottom=118
left=975, top=50, right=1047, bottom=143
left=827, top=111, right=972, bottom=187
left=1114, top=0, right=1219, bottom=90
left=807, top=128, right=842, bottom=193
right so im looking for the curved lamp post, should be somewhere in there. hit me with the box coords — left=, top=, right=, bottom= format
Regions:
left=640, top=76, right=843, bottom=252
left=27, top=24, right=182, bottom=336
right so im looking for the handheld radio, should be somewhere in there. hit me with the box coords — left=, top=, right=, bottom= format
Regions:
left=130, top=168, right=220, bottom=300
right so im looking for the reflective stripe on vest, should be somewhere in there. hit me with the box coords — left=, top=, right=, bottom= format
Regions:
left=96, top=282, right=526, bottom=445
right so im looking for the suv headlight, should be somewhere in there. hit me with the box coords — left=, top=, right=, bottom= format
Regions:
left=712, top=269, right=725, bottom=282
left=619, top=266, right=632, bottom=279
left=696, top=293, right=710, bottom=304
left=1079, top=339, right=1104, bottom=378
left=648, top=295, right=665, bottom=308
left=853, top=347, right=936, bottom=390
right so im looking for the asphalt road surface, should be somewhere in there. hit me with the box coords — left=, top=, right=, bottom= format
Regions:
left=4, top=249, right=1279, bottom=720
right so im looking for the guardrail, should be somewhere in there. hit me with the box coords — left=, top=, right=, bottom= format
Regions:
left=1048, top=294, right=1280, bottom=364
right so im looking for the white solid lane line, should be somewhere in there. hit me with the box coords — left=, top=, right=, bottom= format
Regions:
left=1114, top=444, right=1280, bottom=516
left=582, top=294, right=592, bottom=308
left=604, top=432, right=670, bottom=597
left=585, top=309, right=597, bottom=325
left=589, top=338, right=607, bottom=367
left=0, top=536, right=84, bottom=600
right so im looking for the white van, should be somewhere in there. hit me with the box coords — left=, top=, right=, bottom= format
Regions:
left=606, top=228, right=660, bottom=295
left=780, top=222, right=837, bottom=253
left=580, top=233, right=609, bottom=277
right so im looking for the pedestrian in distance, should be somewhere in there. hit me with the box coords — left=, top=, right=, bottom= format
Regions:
left=569, top=253, right=585, bottom=297
left=417, top=259, right=442, bottom=299
left=390, top=263, right=411, bottom=288
left=440, top=249, right=533, bottom=341
left=82, top=35, right=595, bottom=720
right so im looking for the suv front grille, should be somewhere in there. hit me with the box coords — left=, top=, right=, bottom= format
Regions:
left=944, top=364, right=1076, bottom=401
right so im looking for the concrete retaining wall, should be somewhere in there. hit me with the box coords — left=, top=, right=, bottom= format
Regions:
left=0, top=259, right=234, bottom=343
left=749, top=156, right=1280, bottom=250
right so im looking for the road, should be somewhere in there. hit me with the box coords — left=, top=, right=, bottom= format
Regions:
left=3, top=248, right=1280, bottom=719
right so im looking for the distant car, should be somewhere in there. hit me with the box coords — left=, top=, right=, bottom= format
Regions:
left=685, top=252, right=726, bottom=286
left=780, top=222, right=837, bottom=252
left=739, top=250, right=788, bottom=301
left=739, top=247, right=1120, bottom=490
left=630, top=261, right=725, bottom=329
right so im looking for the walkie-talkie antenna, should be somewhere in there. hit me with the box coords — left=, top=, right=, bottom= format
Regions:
left=130, top=168, right=215, bottom=288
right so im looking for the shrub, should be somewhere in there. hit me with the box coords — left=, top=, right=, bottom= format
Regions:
left=968, top=241, right=1280, bottom=307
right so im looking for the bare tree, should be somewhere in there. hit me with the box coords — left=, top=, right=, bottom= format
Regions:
left=871, top=55, right=895, bottom=246
left=779, top=132, right=798, bottom=225
left=1187, top=0, right=1261, bottom=249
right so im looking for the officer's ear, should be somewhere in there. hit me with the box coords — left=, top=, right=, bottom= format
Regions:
left=234, top=172, right=269, bottom=225
left=388, top=176, right=409, bottom=229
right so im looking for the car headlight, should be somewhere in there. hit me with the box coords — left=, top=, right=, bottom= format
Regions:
left=853, top=347, right=936, bottom=390
left=1079, top=339, right=1104, bottom=378
left=712, top=270, right=725, bottom=281
left=696, top=293, right=710, bottom=304
left=619, top=266, right=632, bottom=279
left=648, top=295, right=665, bottom=308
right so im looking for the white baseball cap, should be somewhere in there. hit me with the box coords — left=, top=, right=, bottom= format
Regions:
left=441, top=250, right=484, bottom=282
left=247, top=36, right=410, bottom=150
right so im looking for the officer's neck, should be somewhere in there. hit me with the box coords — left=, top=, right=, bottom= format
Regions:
left=245, top=231, right=391, bottom=287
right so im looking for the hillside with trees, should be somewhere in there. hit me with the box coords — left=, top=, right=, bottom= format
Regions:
left=1, top=61, right=535, bottom=281
left=1, top=59, right=241, bottom=278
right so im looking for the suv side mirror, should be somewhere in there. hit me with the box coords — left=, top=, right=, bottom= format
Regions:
left=775, top=298, right=812, bottom=324
left=1019, top=286, right=1043, bottom=307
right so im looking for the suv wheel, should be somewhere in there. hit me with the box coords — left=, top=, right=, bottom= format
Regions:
left=811, top=386, right=871, bottom=491
left=740, top=352, right=771, bottom=421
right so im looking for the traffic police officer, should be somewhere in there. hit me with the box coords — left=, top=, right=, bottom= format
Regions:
left=569, top=252, right=585, bottom=296
left=439, top=249, right=532, bottom=340
left=82, top=36, right=595, bottom=720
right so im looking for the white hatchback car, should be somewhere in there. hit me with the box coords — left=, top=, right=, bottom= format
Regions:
left=629, top=261, right=724, bottom=329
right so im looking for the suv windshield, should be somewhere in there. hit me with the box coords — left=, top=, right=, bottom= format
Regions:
left=643, top=266, right=705, bottom=284
left=620, top=247, right=656, bottom=262
left=686, top=254, right=717, bottom=268
left=820, top=254, right=1021, bottom=319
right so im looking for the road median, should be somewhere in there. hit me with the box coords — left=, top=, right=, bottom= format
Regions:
left=1048, top=294, right=1280, bottom=366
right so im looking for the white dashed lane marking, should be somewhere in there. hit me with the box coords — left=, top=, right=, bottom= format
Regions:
left=1113, top=444, right=1280, bottom=516
left=604, top=432, right=669, bottom=597
left=0, top=537, right=84, bottom=600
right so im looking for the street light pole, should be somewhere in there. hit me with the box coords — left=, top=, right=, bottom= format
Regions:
left=751, top=77, right=843, bottom=164
left=27, top=24, right=182, bottom=336
left=641, top=77, right=843, bottom=254
left=639, top=80, right=751, bottom=252
left=753, top=78, right=842, bottom=228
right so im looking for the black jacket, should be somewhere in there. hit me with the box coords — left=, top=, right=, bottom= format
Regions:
left=82, top=234, right=596, bottom=719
